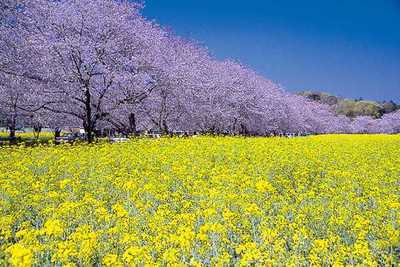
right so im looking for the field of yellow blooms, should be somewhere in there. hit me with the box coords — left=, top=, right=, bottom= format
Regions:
left=0, top=132, right=54, bottom=138
left=0, top=135, right=399, bottom=266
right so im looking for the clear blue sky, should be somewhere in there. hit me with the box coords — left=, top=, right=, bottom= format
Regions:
left=142, top=0, right=400, bottom=102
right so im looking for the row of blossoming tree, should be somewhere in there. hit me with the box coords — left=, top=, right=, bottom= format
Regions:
left=1, top=0, right=399, bottom=142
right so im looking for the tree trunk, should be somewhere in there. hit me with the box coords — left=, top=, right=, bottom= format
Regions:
left=129, top=113, right=137, bottom=136
left=54, top=129, right=61, bottom=138
left=8, top=116, right=16, bottom=144
left=162, top=120, right=169, bottom=135
left=9, top=127, right=16, bottom=141
left=33, top=125, right=42, bottom=140
left=240, top=124, right=248, bottom=136
left=232, top=118, right=238, bottom=135
left=84, top=88, right=94, bottom=143
left=85, top=126, right=94, bottom=143
left=54, top=128, right=61, bottom=144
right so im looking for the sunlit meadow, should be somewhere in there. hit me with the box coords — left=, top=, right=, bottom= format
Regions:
left=0, top=135, right=399, bottom=266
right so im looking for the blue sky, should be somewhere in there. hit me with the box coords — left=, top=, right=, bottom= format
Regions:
left=142, top=0, right=400, bottom=102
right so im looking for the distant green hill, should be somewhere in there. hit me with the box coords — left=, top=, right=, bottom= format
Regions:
left=298, top=91, right=399, bottom=118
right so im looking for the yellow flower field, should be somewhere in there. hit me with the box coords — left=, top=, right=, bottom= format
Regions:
left=0, top=132, right=54, bottom=139
left=0, top=135, right=399, bottom=266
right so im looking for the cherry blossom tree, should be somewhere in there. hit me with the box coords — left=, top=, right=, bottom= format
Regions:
left=141, top=38, right=216, bottom=134
left=365, top=111, right=400, bottom=134
left=0, top=73, right=39, bottom=140
left=349, top=116, right=378, bottom=134
left=181, top=59, right=288, bottom=135
left=380, top=110, right=400, bottom=133
left=18, top=0, right=169, bottom=142
left=0, top=0, right=53, bottom=141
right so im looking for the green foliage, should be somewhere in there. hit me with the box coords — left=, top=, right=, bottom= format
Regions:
left=298, top=91, right=399, bottom=118
left=336, top=100, right=382, bottom=118
left=382, top=101, right=398, bottom=114
left=299, top=91, right=339, bottom=105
